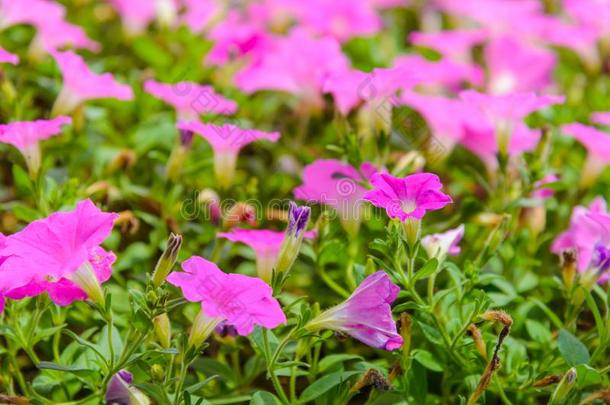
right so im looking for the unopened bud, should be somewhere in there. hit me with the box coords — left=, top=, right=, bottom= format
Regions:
left=561, top=249, right=577, bottom=290
left=480, top=310, right=513, bottom=327
left=153, top=313, right=171, bottom=349
left=151, top=233, right=182, bottom=287
left=275, top=203, right=311, bottom=274
left=402, top=218, right=421, bottom=249
left=198, top=189, right=221, bottom=225
left=189, top=308, right=222, bottom=349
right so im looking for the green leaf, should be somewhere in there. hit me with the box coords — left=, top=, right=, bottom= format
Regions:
left=574, top=364, right=602, bottom=388
left=12, top=164, right=33, bottom=196
left=37, top=361, right=95, bottom=377
left=525, top=320, right=552, bottom=344
left=299, top=371, right=361, bottom=403
left=318, top=354, right=363, bottom=373
left=557, top=329, right=590, bottom=366
left=63, top=329, right=108, bottom=365
left=412, top=349, right=443, bottom=372
left=414, top=258, right=439, bottom=281
left=250, top=391, right=281, bottom=405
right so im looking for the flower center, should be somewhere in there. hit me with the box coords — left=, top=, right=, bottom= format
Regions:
left=401, top=200, right=416, bottom=214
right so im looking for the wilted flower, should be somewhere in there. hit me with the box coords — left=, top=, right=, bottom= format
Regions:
left=306, top=271, right=403, bottom=351
left=561, top=123, right=610, bottom=188
left=167, top=256, right=286, bottom=347
left=275, top=203, right=312, bottom=275
left=144, top=80, right=237, bottom=121
left=0, top=116, right=72, bottom=176
left=218, top=227, right=315, bottom=283
left=0, top=47, right=18, bottom=65
left=176, top=121, right=280, bottom=189
left=294, top=160, right=376, bottom=237
left=0, top=199, right=118, bottom=310
left=106, top=370, right=150, bottom=405
left=421, top=225, right=465, bottom=261
left=51, top=50, right=134, bottom=116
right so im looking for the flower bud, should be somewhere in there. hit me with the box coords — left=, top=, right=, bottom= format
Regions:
left=275, top=203, right=311, bottom=274
left=198, top=189, right=221, bottom=226
left=561, top=249, right=577, bottom=290
left=150, top=364, right=164, bottom=383
left=153, top=313, right=171, bottom=349
left=70, top=261, right=105, bottom=307
left=223, top=202, right=256, bottom=228
left=402, top=218, right=421, bottom=249
left=106, top=370, right=151, bottom=405
left=151, top=233, right=182, bottom=287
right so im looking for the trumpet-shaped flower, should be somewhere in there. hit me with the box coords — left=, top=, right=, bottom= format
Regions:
left=409, top=29, right=486, bottom=62
left=167, top=256, right=286, bottom=342
left=218, top=227, right=315, bottom=282
left=144, top=80, right=237, bottom=120
left=306, top=271, right=403, bottom=351
left=287, top=0, right=382, bottom=42
left=181, top=0, right=221, bottom=33
left=0, top=200, right=118, bottom=309
left=32, top=19, right=100, bottom=55
left=176, top=121, right=280, bottom=188
left=392, top=54, right=484, bottom=91
left=562, top=123, right=610, bottom=187
left=109, top=0, right=177, bottom=35
left=294, top=160, right=376, bottom=237
left=0, top=116, right=72, bottom=175
left=459, top=90, right=564, bottom=157
left=364, top=172, right=452, bottom=221
left=235, top=28, right=349, bottom=107
left=421, top=225, right=465, bottom=260
left=591, top=112, right=610, bottom=126
left=552, top=197, right=609, bottom=273
left=51, top=50, right=134, bottom=116
left=0, top=47, right=18, bottom=64
left=106, top=370, right=150, bottom=405
left=0, top=0, right=65, bottom=30
left=485, top=36, right=556, bottom=95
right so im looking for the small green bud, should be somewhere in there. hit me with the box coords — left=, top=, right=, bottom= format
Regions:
left=153, top=313, right=171, bottom=349
left=151, top=233, right=182, bottom=287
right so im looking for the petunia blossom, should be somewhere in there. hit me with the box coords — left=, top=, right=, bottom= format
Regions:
left=561, top=123, right=610, bottom=187
left=0, top=0, right=65, bottom=30
left=591, top=112, right=610, bottom=127
left=294, top=159, right=376, bottom=237
left=552, top=197, right=610, bottom=283
left=421, top=225, right=465, bottom=261
left=218, top=227, right=315, bottom=282
left=0, top=199, right=118, bottom=310
left=166, top=256, right=286, bottom=346
left=0, top=47, right=18, bottom=65
left=459, top=90, right=564, bottom=158
left=485, top=36, right=556, bottom=95
left=105, top=370, right=150, bottom=405
left=234, top=28, right=349, bottom=108
left=144, top=80, right=237, bottom=121
left=176, top=121, right=279, bottom=188
left=30, top=19, right=101, bottom=57
left=51, top=50, right=134, bottom=116
left=181, top=0, right=221, bottom=33
left=0, top=116, right=72, bottom=175
left=306, top=271, right=403, bottom=351
left=364, top=172, right=452, bottom=221
left=409, top=29, right=486, bottom=63
left=286, top=0, right=382, bottom=42
left=108, top=0, right=177, bottom=36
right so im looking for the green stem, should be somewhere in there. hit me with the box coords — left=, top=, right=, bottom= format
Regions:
left=263, top=329, right=291, bottom=404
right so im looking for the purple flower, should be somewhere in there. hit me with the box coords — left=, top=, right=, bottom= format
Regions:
left=364, top=172, right=452, bottom=221
left=306, top=271, right=403, bottom=351
left=287, top=202, right=311, bottom=237
left=592, top=244, right=610, bottom=274
left=105, top=370, right=149, bottom=405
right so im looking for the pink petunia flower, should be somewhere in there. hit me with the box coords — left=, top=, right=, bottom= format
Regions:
left=562, top=123, right=610, bottom=187
left=364, top=172, right=452, bottom=221
left=564, top=0, right=610, bottom=38
left=485, top=36, right=556, bottom=95
left=409, top=29, right=486, bottom=63
left=0, top=0, right=65, bottom=30
left=218, top=228, right=315, bottom=282
left=421, top=225, right=465, bottom=261
left=0, top=199, right=118, bottom=310
left=294, top=159, right=377, bottom=237
left=0, top=116, right=72, bottom=175
left=31, top=19, right=101, bottom=57
left=459, top=90, right=564, bottom=158
left=552, top=197, right=610, bottom=281
left=286, top=0, right=382, bottom=42
left=234, top=28, right=349, bottom=108
left=591, top=112, right=610, bottom=126
left=167, top=256, right=286, bottom=346
left=176, top=121, right=280, bottom=188
left=181, top=0, right=221, bottom=33
left=51, top=50, right=134, bottom=116
left=144, top=80, right=237, bottom=120
left=108, top=0, right=178, bottom=35
left=306, top=271, right=403, bottom=351
left=0, top=47, right=18, bottom=65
